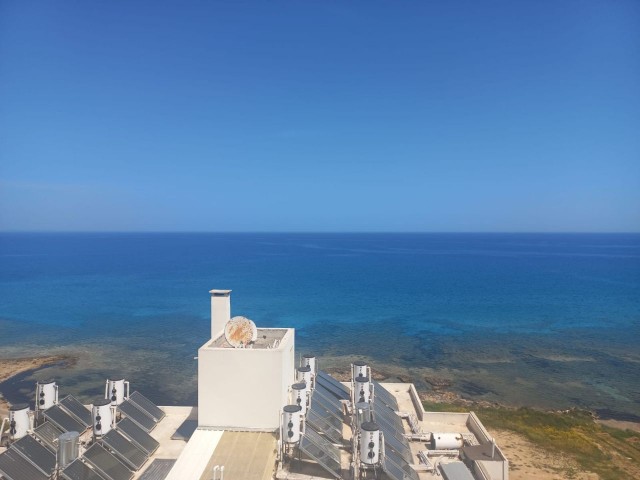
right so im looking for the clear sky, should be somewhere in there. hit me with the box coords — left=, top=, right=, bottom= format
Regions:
left=1, top=1, right=638, bottom=232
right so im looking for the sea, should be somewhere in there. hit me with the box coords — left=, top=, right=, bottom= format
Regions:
left=0, top=233, right=639, bottom=420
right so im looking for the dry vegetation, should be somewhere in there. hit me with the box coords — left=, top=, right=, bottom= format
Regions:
left=423, top=400, right=640, bottom=480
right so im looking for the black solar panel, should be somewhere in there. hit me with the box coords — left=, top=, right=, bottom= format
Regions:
left=60, top=395, right=93, bottom=427
left=101, top=429, right=148, bottom=471
left=118, top=400, right=156, bottom=432
left=0, top=449, right=49, bottom=480
left=44, top=404, right=87, bottom=433
left=310, top=389, right=342, bottom=417
left=372, top=402, right=404, bottom=433
left=33, top=421, right=64, bottom=452
left=117, top=418, right=159, bottom=455
left=309, top=393, right=342, bottom=429
left=383, top=448, right=419, bottom=480
left=11, top=435, right=56, bottom=475
left=372, top=380, right=400, bottom=410
left=306, top=408, right=343, bottom=444
left=84, top=444, right=133, bottom=480
left=61, top=459, right=108, bottom=480
left=128, top=392, right=165, bottom=422
left=316, top=371, right=350, bottom=400
left=299, top=427, right=342, bottom=479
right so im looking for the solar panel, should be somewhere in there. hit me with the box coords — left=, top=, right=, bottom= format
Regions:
left=128, top=392, right=165, bottom=422
left=0, top=449, right=49, bottom=480
left=10, top=435, right=56, bottom=475
left=60, top=395, right=93, bottom=427
left=307, top=408, right=343, bottom=444
left=316, top=371, right=350, bottom=400
left=372, top=381, right=399, bottom=410
left=299, top=427, right=342, bottom=479
left=383, top=449, right=419, bottom=480
left=101, top=429, right=148, bottom=471
left=311, top=387, right=342, bottom=413
left=314, top=382, right=347, bottom=409
left=44, top=404, right=87, bottom=433
left=372, top=402, right=404, bottom=432
left=117, top=418, right=159, bottom=455
left=310, top=391, right=342, bottom=423
left=309, top=393, right=342, bottom=429
left=118, top=400, right=156, bottom=432
left=84, top=444, right=133, bottom=480
left=33, top=421, right=64, bottom=452
left=61, top=459, right=108, bottom=480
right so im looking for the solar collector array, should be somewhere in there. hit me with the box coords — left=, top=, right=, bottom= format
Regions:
left=84, top=444, right=133, bottom=480
left=0, top=449, right=49, bottom=480
left=128, top=392, right=165, bottom=422
left=61, top=460, right=108, bottom=480
left=315, top=371, right=350, bottom=400
left=60, top=395, right=93, bottom=427
left=100, top=429, right=148, bottom=471
left=33, top=421, right=64, bottom=452
left=116, top=418, right=159, bottom=455
left=10, top=435, right=56, bottom=476
left=44, top=404, right=87, bottom=433
left=299, top=427, right=342, bottom=479
left=118, top=400, right=156, bottom=432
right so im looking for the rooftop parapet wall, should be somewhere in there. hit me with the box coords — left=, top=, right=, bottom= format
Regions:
left=197, top=328, right=295, bottom=431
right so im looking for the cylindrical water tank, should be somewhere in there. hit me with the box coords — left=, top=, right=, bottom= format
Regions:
left=291, top=382, right=308, bottom=414
left=92, top=398, right=113, bottom=436
left=8, top=404, right=30, bottom=440
left=282, top=405, right=302, bottom=444
left=36, top=379, right=57, bottom=411
left=296, top=365, right=312, bottom=387
left=431, top=433, right=464, bottom=450
left=360, top=421, right=380, bottom=465
left=58, top=431, right=80, bottom=468
left=107, top=378, right=126, bottom=406
left=354, top=402, right=370, bottom=428
left=354, top=376, right=371, bottom=403
left=353, top=361, right=368, bottom=380
left=302, top=354, right=316, bottom=374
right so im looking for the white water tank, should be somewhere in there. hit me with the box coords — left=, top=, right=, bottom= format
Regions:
left=282, top=405, right=303, bottom=444
left=291, top=382, right=308, bottom=414
left=8, top=404, right=30, bottom=440
left=58, top=431, right=80, bottom=468
left=301, top=354, right=317, bottom=374
left=354, top=376, right=371, bottom=403
left=432, top=432, right=464, bottom=450
left=296, top=365, right=312, bottom=388
left=360, top=421, right=380, bottom=465
left=353, top=361, right=368, bottom=380
left=36, top=379, right=57, bottom=411
left=106, top=378, right=127, bottom=406
left=92, top=398, right=113, bottom=437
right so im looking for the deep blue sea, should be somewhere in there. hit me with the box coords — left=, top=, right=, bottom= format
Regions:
left=1, top=233, right=639, bottom=419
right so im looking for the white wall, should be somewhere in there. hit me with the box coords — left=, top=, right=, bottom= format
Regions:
left=198, top=329, right=295, bottom=431
left=210, top=290, right=231, bottom=339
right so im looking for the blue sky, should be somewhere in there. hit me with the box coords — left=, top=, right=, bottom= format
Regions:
left=1, top=1, right=638, bottom=232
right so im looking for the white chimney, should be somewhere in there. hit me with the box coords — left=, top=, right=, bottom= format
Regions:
left=210, top=289, right=231, bottom=339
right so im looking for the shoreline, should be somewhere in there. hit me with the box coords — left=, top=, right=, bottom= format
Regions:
left=1, top=356, right=639, bottom=478
left=0, top=354, right=77, bottom=419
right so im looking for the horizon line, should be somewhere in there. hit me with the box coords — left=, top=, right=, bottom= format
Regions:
left=1, top=230, right=639, bottom=235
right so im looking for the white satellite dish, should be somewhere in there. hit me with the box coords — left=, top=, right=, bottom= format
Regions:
left=224, top=316, right=258, bottom=348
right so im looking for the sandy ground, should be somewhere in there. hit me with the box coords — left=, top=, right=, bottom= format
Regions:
left=0, top=354, right=76, bottom=419
left=488, top=428, right=599, bottom=480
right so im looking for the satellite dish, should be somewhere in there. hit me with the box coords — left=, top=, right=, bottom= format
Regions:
left=224, top=316, right=258, bottom=348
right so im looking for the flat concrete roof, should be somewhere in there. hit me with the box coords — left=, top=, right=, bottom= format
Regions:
left=207, top=431, right=277, bottom=480
left=208, top=328, right=291, bottom=349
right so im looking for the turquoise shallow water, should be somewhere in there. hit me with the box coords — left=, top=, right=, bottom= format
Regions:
left=0, top=233, right=639, bottom=418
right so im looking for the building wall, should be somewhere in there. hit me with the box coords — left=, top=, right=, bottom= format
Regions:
left=197, top=329, right=295, bottom=431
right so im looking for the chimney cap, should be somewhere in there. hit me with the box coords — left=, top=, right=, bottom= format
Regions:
left=210, top=289, right=232, bottom=295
